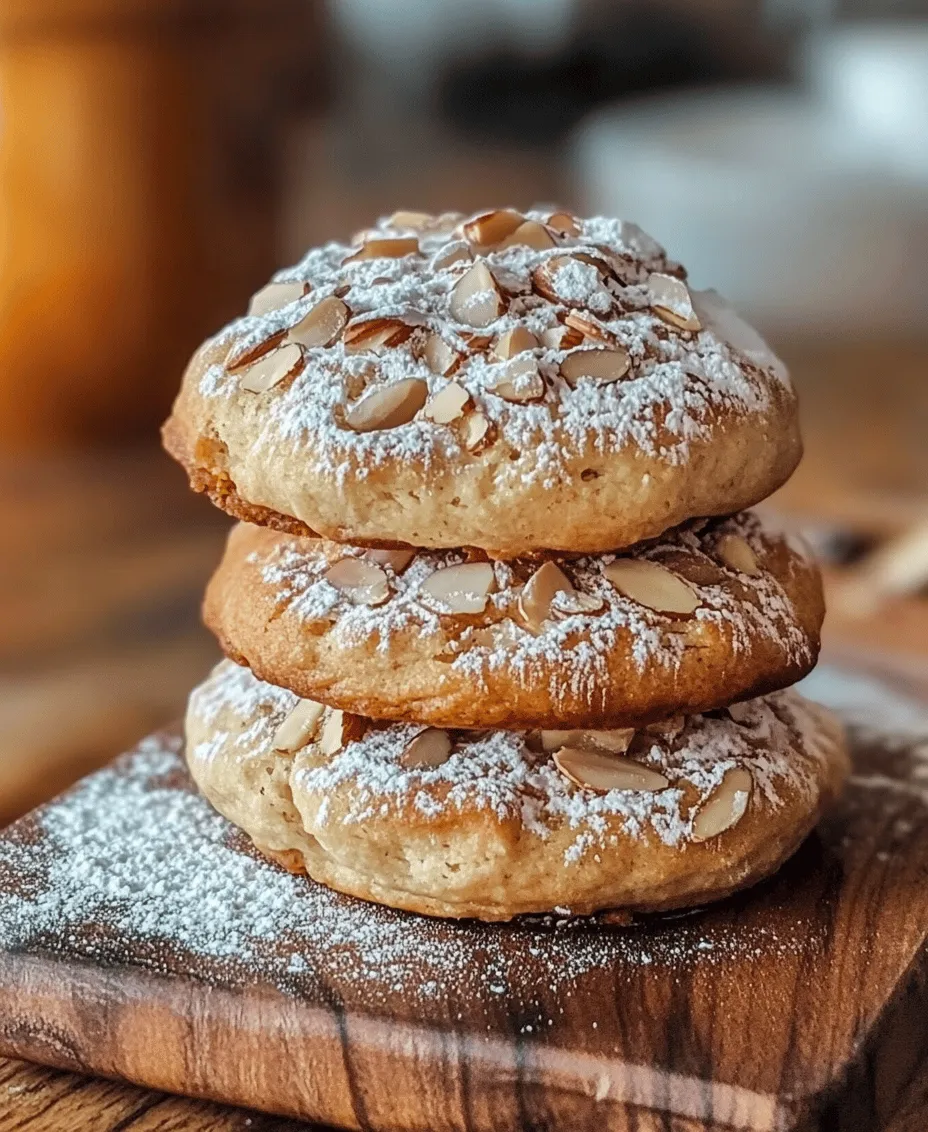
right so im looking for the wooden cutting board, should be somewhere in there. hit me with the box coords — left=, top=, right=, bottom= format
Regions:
left=1, top=665, right=928, bottom=1132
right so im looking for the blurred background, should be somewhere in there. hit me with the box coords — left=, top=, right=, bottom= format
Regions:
left=1, top=0, right=927, bottom=824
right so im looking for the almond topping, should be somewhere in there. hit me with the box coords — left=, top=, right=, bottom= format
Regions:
left=433, top=242, right=473, bottom=271
left=644, top=715, right=686, bottom=740
left=387, top=210, right=434, bottom=230
left=563, top=311, right=617, bottom=346
left=550, top=589, right=606, bottom=618
left=497, top=220, right=555, bottom=250
left=492, top=326, right=538, bottom=360
left=538, top=728, right=635, bottom=754
left=518, top=561, right=574, bottom=634
left=365, top=548, right=415, bottom=573
left=727, top=701, right=753, bottom=725
left=463, top=412, right=490, bottom=451
left=490, top=355, right=545, bottom=403
left=540, top=325, right=583, bottom=350
left=286, top=295, right=349, bottom=349
left=422, top=332, right=462, bottom=376
left=604, top=559, right=699, bottom=617
left=648, top=272, right=701, bottom=332
left=560, top=347, right=631, bottom=387
left=248, top=280, right=308, bottom=317
left=400, top=728, right=452, bottom=769
left=423, top=381, right=470, bottom=424
left=553, top=749, right=669, bottom=793
left=692, top=768, right=753, bottom=841
left=532, top=253, right=610, bottom=306
left=421, top=561, right=496, bottom=614
left=462, top=209, right=524, bottom=250
left=227, top=329, right=287, bottom=372
left=716, top=533, right=760, bottom=576
left=449, top=262, right=503, bottom=328
left=547, top=211, right=582, bottom=236
left=272, top=698, right=325, bottom=753
left=461, top=332, right=493, bottom=351
left=344, top=379, right=429, bottom=432
left=238, top=342, right=304, bottom=393
left=344, top=237, right=420, bottom=263
left=343, top=318, right=413, bottom=354
left=325, top=557, right=390, bottom=605
left=319, top=709, right=367, bottom=756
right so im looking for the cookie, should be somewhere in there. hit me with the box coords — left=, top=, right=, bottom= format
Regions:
left=185, top=660, right=848, bottom=921
left=163, top=208, right=800, bottom=558
left=203, top=512, right=824, bottom=730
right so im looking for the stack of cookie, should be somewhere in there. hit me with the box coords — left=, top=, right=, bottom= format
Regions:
left=165, top=207, right=848, bottom=921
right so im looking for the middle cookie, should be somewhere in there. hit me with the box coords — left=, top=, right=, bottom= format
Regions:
left=205, top=512, right=823, bottom=730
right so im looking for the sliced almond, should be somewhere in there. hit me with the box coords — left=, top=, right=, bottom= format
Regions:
left=563, top=311, right=617, bottom=346
left=584, top=729, right=638, bottom=754
left=449, top=262, right=503, bottom=328
left=365, top=548, right=415, bottom=573
left=238, top=342, right=304, bottom=393
left=248, top=280, right=308, bottom=317
left=532, top=254, right=610, bottom=306
left=644, top=715, right=686, bottom=740
left=273, top=699, right=325, bottom=753
left=691, top=768, right=753, bottom=841
left=549, top=588, right=607, bottom=618
left=344, top=237, right=420, bottom=264
left=553, top=749, right=669, bottom=793
left=343, top=318, right=413, bottom=354
left=518, top=561, right=574, bottom=634
left=433, top=242, right=473, bottom=271
left=716, top=533, right=760, bottom=576
left=286, top=295, right=349, bottom=349
left=540, top=325, right=583, bottom=350
left=492, top=326, right=538, bottom=360
left=387, top=209, right=434, bottom=230
left=344, top=379, right=429, bottom=432
left=604, top=559, right=699, bottom=617
left=400, top=728, right=452, bottom=769
left=325, top=557, right=390, bottom=605
left=227, top=329, right=287, bottom=372
left=547, top=211, right=582, bottom=237
left=420, top=561, right=496, bottom=614
left=648, top=272, right=701, bottom=332
left=463, top=412, right=490, bottom=451
left=423, top=381, right=470, bottom=424
left=462, top=209, right=524, bottom=250
left=319, top=709, right=367, bottom=756
left=538, top=729, right=635, bottom=754
left=560, top=347, right=631, bottom=388
left=497, top=220, right=555, bottom=251
left=422, top=332, right=462, bottom=377
left=490, top=355, right=545, bottom=404
left=727, top=701, right=753, bottom=726
left=461, top=332, right=493, bottom=351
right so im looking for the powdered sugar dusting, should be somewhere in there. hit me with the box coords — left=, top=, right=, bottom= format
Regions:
left=194, top=209, right=789, bottom=487
left=1, top=665, right=922, bottom=1016
left=189, top=660, right=828, bottom=862
left=254, top=511, right=813, bottom=707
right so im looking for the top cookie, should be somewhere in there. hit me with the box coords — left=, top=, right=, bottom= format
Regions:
left=163, top=207, right=800, bottom=558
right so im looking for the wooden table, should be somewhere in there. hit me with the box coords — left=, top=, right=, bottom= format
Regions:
left=1, top=341, right=926, bottom=1128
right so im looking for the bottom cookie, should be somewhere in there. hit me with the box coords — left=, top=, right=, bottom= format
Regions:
left=185, top=660, right=848, bottom=921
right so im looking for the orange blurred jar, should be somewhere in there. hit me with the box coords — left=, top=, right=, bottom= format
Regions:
left=0, top=0, right=324, bottom=448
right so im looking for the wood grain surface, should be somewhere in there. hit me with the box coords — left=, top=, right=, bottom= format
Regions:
left=2, top=675, right=928, bottom=1132
left=0, top=1058, right=321, bottom=1131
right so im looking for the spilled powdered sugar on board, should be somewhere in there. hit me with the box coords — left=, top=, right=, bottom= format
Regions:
left=186, top=660, right=827, bottom=860
left=193, top=209, right=789, bottom=486
left=1, top=666, right=927, bottom=1022
left=253, top=511, right=813, bottom=705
